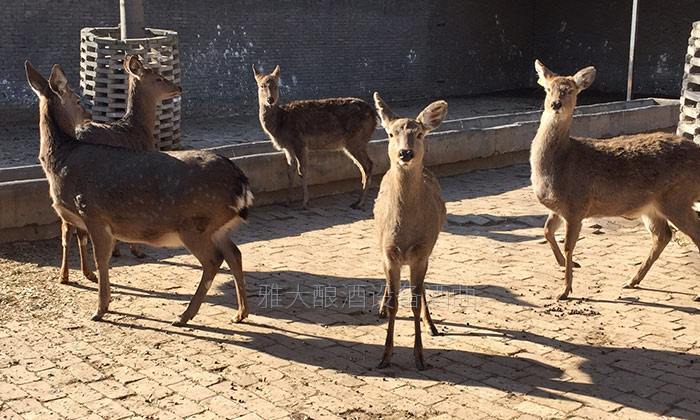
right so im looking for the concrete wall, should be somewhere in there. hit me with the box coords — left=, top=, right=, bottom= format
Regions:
left=532, top=0, right=697, bottom=96
left=0, top=99, right=680, bottom=243
left=0, top=1, right=694, bottom=121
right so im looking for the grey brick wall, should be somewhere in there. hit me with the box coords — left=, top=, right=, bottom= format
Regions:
left=0, top=0, right=694, bottom=122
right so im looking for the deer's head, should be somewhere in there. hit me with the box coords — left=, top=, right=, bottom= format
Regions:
left=535, top=59, right=596, bottom=118
left=374, top=92, right=447, bottom=170
left=252, top=64, right=280, bottom=107
left=125, top=55, right=182, bottom=101
left=26, top=61, right=92, bottom=135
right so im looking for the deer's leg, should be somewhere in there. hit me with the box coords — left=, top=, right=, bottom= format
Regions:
left=76, top=228, right=96, bottom=282
left=558, top=218, right=582, bottom=300
left=284, top=149, right=296, bottom=206
left=659, top=202, right=700, bottom=298
left=299, top=148, right=310, bottom=209
left=59, top=221, right=74, bottom=284
left=410, top=257, right=431, bottom=370
left=345, top=147, right=373, bottom=209
left=378, top=285, right=390, bottom=318
left=544, top=212, right=580, bottom=268
left=174, top=234, right=224, bottom=326
left=378, top=258, right=400, bottom=369
left=129, top=243, right=144, bottom=258
left=87, top=223, right=114, bottom=321
left=624, top=214, right=671, bottom=288
left=111, top=239, right=121, bottom=257
left=214, top=237, right=249, bottom=323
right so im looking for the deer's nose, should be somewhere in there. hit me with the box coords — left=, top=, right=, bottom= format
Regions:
left=267, top=97, right=275, bottom=105
left=398, top=149, right=414, bottom=162
left=551, top=100, right=562, bottom=110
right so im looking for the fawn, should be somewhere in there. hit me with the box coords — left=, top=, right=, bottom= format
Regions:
left=532, top=59, right=700, bottom=301
left=59, top=55, right=182, bottom=284
left=373, top=92, right=447, bottom=370
left=26, top=61, right=252, bottom=325
left=253, top=65, right=376, bottom=209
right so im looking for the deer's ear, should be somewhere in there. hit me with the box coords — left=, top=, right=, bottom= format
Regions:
left=252, top=64, right=262, bottom=80
left=48, top=65, right=69, bottom=96
left=417, top=100, right=447, bottom=131
left=535, top=59, right=556, bottom=87
left=271, top=65, right=280, bottom=80
left=25, top=61, right=49, bottom=96
left=573, top=66, right=596, bottom=91
left=124, top=55, right=143, bottom=79
left=373, top=92, right=398, bottom=129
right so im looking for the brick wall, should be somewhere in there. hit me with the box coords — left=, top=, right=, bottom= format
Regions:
left=0, top=0, right=693, bottom=122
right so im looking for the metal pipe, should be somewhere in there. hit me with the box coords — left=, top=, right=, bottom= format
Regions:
left=626, top=0, right=639, bottom=101
left=120, top=0, right=146, bottom=40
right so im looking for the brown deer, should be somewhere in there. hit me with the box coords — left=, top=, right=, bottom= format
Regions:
left=26, top=61, right=252, bottom=325
left=253, top=65, right=376, bottom=209
left=59, top=55, right=182, bottom=284
left=532, top=59, right=700, bottom=302
left=373, top=92, right=447, bottom=370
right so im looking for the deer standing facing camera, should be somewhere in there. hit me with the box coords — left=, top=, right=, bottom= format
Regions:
left=373, top=92, right=447, bottom=370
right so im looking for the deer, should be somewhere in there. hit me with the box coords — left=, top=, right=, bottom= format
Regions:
left=59, top=55, right=182, bottom=284
left=532, top=59, right=700, bottom=302
left=25, top=61, right=252, bottom=326
left=372, top=92, right=448, bottom=370
left=252, top=64, right=377, bottom=209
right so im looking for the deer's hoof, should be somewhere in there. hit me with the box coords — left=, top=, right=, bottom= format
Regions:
left=377, top=359, right=391, bottom=369
left=232, top=311, right=248, bottom=323
left=622, top=281, right=639, bottom=289
left=133, top=251, right=146, bottom=259
left=85, top=272, right=97, bottom=283
left=415, top=360, right=427, bottom=370
left=59, top=274, right=69, bottom=284
left=111, top=250, right=121, bottom=258
left=171, top=319, right=187, bottom=327
left=556, top=289, right=571, bottom=300
left=90, top=311, right=105, bottom=321
left=573, top=261, right=581, bottom=268
left=427, top=326, right=441, bottom=337
left=350, top=201, right=364, bottom=210
left=693, top=295, right=699, bottom=302
left=378, top=309, right=387, bottom=319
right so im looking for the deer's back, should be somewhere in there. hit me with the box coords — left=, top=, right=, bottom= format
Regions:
left=280, top=98, right=377, bottom=150
left=77, top=121, right=154, bottom=151
left=538, top=132, right=700, bottom=218
left=51, top=144, right=249, bottom=240
left=374, top=168, right=446, bottom=263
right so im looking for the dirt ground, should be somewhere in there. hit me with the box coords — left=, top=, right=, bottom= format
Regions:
left=1, top=165, right=698, bottom=419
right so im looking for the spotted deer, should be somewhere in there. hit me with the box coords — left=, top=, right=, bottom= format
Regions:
left=253, top=65, right=376, bottom=209
left=26, top=61, right=252, bottom=325
left=373, top=92, right=447, bottom=370
left=59, top=55, right=182, bottom=284
left=532, top=59, right=700, bottom=302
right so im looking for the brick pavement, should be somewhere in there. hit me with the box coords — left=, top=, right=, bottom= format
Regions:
left=0, top=164, right=699, bottom=419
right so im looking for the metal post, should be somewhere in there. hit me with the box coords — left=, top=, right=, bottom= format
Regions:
left=626, top=0, right=639, bottom=101
left=120, top=0, right=146, bottom=40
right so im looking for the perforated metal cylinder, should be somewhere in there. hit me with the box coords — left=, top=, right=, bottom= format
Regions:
left=678, top=21, right=700, bottom=144
left=80, top=27, right=181, bottom=150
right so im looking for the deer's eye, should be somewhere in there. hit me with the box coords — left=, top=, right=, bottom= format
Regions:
left=389, top=133, right=394, bottom=138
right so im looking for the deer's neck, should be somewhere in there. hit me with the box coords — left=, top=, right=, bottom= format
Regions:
left=259, top=104, right=285, bottom=140
left=38, top=100, right=78, bottom=170
left=386, top=164, right=425, bottom=204
left=531, top=111, right=573, bottom=175
left=122, top=78, right=157, bottom=136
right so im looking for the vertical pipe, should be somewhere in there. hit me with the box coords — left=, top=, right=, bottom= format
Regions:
left=120, top=0, right=146, bottom=40
left=626, top=0, right=639, bottom=101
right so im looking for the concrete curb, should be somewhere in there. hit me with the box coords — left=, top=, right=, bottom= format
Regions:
left=0, top=98, right=680, bottom=243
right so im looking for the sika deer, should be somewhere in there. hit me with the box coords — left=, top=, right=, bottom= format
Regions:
left=26, top=61, right=252, bottom=325
left=253, top=65, right=376, bottom=209
left=59, top=55, right=182, bottom=284
left=373, top=92, right=447, bottom=370
left=532, top=59, right=700, bottom=301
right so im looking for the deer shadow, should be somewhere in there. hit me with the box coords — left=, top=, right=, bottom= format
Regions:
left=101, top=310, right=699, bottom=418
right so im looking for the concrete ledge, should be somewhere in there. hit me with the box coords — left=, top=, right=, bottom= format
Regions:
left=0, top=98, right=680, bottom=243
